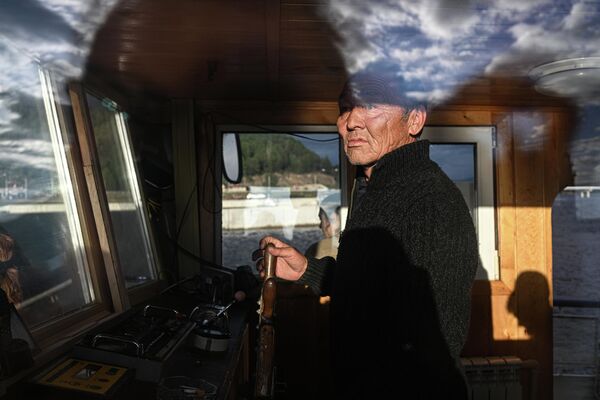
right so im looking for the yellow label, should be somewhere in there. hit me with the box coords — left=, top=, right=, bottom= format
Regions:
left=39, top=358, right=127, bottom=395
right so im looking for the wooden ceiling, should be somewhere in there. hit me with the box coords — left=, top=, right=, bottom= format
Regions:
left=85, top=0, right=570, bottom=108
left=86, top=0, right=346, bottom=102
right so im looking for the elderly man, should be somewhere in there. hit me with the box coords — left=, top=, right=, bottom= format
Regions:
left=255, top=69, right=478, bottom=398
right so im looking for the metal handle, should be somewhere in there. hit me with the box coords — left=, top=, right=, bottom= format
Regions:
left=143, top=304, right=181, bottom=319
left=92, top=333, right=144, bottom=357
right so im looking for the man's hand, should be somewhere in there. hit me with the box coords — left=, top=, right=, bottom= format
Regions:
left=252, top=236, right=308, bottom=281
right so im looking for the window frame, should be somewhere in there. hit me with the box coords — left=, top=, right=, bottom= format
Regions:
left=18, top=77, right=165, bottom=355
left=19, top=71, right=115, bottom=345
left=421, top=126, right=499, bottom=280
left=87, top=92, right=160, bottom=293
left=68, top=83, right=163, bottom=311
left=215, top=125, right=344, bottom=267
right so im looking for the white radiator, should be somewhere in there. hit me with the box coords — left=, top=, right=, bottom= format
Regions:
left=461, top=356, right=539, bottom=400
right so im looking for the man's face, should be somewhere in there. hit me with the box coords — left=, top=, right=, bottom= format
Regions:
left=336, top=104, right=414, bottom=167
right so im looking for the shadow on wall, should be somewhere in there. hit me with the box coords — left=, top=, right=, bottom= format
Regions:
left=462, top=271, right=552, bottom=399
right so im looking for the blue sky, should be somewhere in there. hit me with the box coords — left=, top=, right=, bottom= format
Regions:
left=293, top=134, right=340, bottom=167
left=430, top=144, right=475, bottom=182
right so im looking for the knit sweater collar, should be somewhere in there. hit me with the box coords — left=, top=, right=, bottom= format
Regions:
left=367, top=139, right=431, bottom=188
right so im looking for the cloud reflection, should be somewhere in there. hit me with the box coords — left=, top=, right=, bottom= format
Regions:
left=325, top=0, right=600, bottom=103
left=0, top=0, right=119, bottom=183
left=0, top=140, right=54, bottom=171
left=0, top=0, right=119, bottom=78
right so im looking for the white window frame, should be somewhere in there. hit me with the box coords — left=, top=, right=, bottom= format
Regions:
left=421, top=126, right=499, bottom=280
left=39, top=68, right=95, bottom=305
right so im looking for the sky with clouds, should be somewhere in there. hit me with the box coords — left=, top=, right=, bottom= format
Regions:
left=0, top=0, right=118, bottom=191
left=325, top=0, right=600, bottom=185
left=325, top=0, right=600, bottom=103
left=0, top=0, right=600, bottom=187
left=0, top=0, right=119, bottom=79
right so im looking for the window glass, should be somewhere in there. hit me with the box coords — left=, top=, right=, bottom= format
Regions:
left=553, top=188, right=600, bottom=385
left=221, top=133, right=341, bottom=268
left=85, top=93, right=157, bottom=288
left=430, top=144, right=477, bottom=220
left=422, top=127, right=497, bottom=280
left=553, top=105, right=600, bottom=394
left=0, top=51, right=94, bottom=327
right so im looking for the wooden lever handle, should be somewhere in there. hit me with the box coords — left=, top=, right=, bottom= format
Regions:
left=264, top=243, right=277, bottom=280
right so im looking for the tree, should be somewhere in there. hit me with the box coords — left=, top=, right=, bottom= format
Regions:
left=240, top=134, right=333, bottom=178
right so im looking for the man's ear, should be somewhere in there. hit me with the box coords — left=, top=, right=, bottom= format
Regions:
left=407, top=107, right=427, bottom=136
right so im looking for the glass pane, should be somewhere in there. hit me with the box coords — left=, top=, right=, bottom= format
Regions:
left=430, top=144, right=477, bottom=219
left=553, top=105, right=600, bottom=396
left=552, top=188, right=600, bottom=391
left=0, top=50, right=94, bottom=327
left=222, top=133, right=341, bottom=267
left=86, top=94, right=157, bottom=287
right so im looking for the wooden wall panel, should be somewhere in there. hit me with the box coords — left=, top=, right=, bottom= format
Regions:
left=280, top=3, right=322, bottom=21
left=197, top=100, right=340, bottom=126
left=266, top=0, right=281, bottom=98
left=427, top=109, right=492, bottom=125
left=435, top=107, right=562, bottom=400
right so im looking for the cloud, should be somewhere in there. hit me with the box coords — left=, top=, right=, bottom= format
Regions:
left=569, top=136, right=600, bottom=185
left=485, top=1, right=600, bottom=75
left=400, top=0, right=481, bottom=39
left=326, top=0, right=504, bottom=101
left=0, top=139, right=55, bottom=171
left=325, top=0, right=600, bottom=104
left=0, top=0, right=119, bottom=177
left=38, top=0, right=120, bottom=45
left=0, top=0, right=118, bottom=78
left=0, top=99, right=20, bottom=135
left=489, top=0, right=551, bottom=13
left=563, top=0, right=599, bottom=32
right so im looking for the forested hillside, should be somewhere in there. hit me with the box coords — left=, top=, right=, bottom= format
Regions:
left=240, top=134, right=334, bottom=176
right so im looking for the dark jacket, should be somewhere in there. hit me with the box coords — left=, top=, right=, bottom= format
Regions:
left=299, top=140, right=479, bottom=399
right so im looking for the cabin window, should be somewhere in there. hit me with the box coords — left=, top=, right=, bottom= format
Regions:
left=553, top=187, right=600, bottom=384
left=421, top=127, right=498, bottom=280
left=0, top=61, right=95, bottom=327
left=84, top=93, right=158, bottom=288
left=219, top=128, right=342, bottom=268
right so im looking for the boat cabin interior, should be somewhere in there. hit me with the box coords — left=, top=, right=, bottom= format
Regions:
left=0, top=1, right=599, bottom=399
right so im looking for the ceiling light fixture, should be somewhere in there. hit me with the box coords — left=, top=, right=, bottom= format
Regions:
left=529, top=57, right=600, bottom=98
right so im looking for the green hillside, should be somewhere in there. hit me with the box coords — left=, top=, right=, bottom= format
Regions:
left=240, top=134, right=333, bottom=177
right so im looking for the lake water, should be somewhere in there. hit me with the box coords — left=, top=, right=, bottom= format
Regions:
left=222, top=226, right=323, bottom=268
